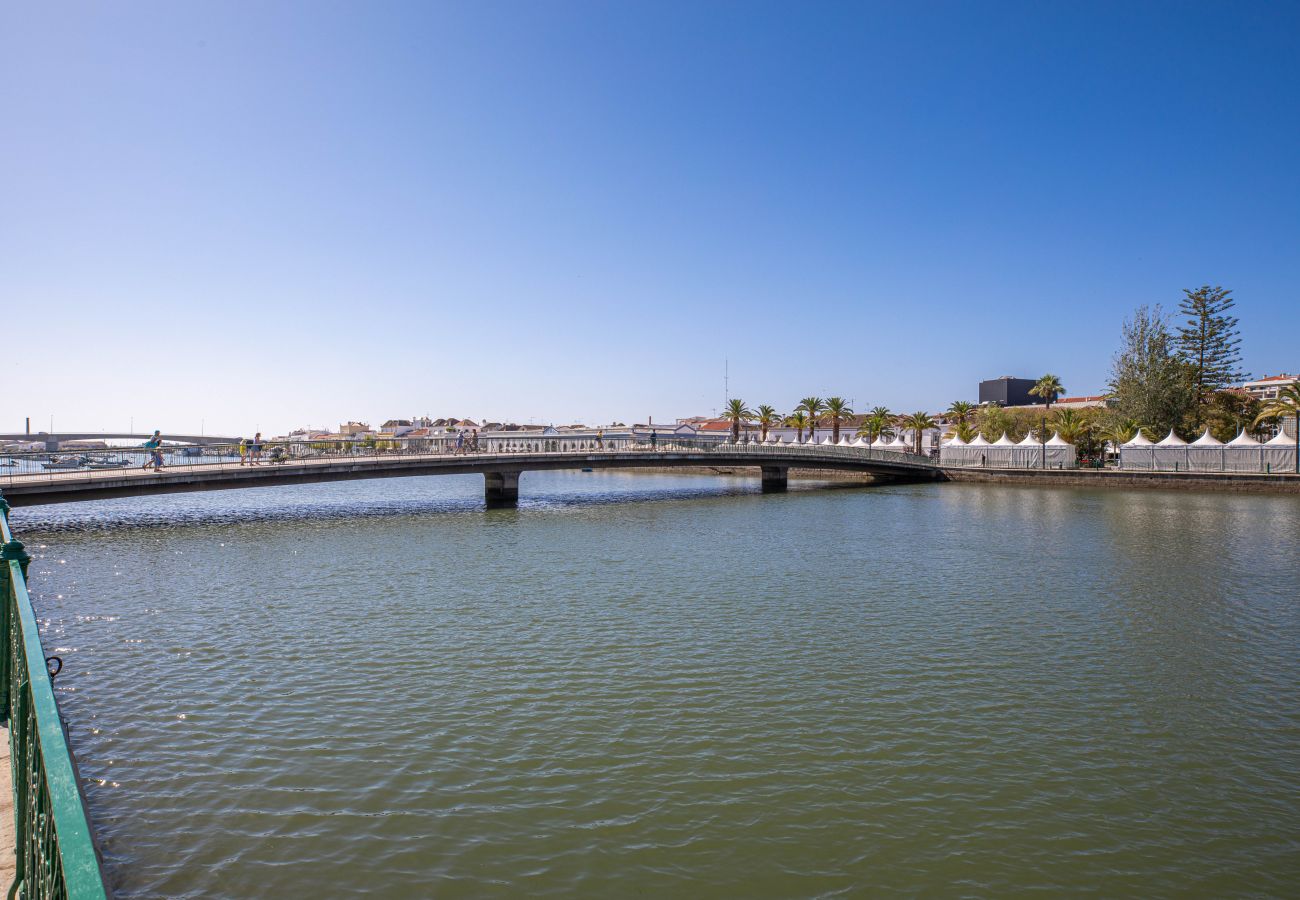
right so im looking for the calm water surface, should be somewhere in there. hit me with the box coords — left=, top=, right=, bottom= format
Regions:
left=11, top=472, right=1300, bottom=898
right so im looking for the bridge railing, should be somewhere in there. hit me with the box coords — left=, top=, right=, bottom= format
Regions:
left=0, top=435, right=939, bottom=486
left=0, top=496, right=110, bottom=898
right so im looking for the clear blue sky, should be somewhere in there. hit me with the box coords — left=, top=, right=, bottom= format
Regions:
left=4, top=1, right=1298, bottom=436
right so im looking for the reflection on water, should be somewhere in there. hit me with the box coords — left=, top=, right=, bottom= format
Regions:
left=12, top=473, right=1300, bottom=898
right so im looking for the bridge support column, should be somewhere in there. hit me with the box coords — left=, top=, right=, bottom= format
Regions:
left=760, top=465, right=788, bottom=493
left=483, top=471, right=520, bottom=508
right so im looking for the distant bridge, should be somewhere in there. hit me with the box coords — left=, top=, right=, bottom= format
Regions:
left=0, top=441, right=942, bottom=507
left=0, top=432, right=239, bottom=450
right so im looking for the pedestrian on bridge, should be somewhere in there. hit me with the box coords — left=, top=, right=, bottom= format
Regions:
left=238, top=438, right=249, bottom=466
left=250, top=433, right=264, bottom=465
left=141, top=431, right=164, bottom=471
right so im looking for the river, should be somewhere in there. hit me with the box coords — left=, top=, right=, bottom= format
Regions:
left=10, top=472, right=1299, bottom=897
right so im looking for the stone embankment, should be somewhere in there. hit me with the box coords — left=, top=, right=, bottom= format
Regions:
left=941, top=467, right=1300, bottom=493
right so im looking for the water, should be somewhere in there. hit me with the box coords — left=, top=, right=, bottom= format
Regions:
left=11, top=472, right=1299, bottom=897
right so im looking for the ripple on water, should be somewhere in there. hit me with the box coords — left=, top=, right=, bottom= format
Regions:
left=11, top=473, right=1300, bottom=898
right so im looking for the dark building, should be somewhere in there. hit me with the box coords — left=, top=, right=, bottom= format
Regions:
left=979, top=376, right=1038, bottom=407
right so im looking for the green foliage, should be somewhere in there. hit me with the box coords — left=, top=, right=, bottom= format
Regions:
left=898, top=411, right=937, bottom=454
left=824, top=397, right=853, bottom=442
left=856, top=411, right=894, bottom=444
left=1029, top=374, right=1065, bottom=409
left=1108, top=305, right=1195, bottom=438
left=1203, top=390, right=1261, bottom=441
left=1176, top=285, right=1245, bottom=423
left=724, top=398, right=754, bottom=440
left=754, top=404, right=780, bottom=440
left=785, top=411, right=810, bottom=441
left=1253, top=383, right=1300, bottom=437
left=946, top=400, right=975, bottom=424
left=798, top=397, right=826, bottom=439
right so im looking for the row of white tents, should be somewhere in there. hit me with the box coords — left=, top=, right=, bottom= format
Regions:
left=732, top=433, right=923, bottom=451
left=940, top=432, right=1077, bottom=468
left=1119, top=428, right=1297, bottom=472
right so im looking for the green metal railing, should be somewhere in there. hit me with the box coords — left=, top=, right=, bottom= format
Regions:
left=0, top=494, right=108, bottom=899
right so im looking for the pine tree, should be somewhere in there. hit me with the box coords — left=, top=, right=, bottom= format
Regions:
left=1175, top=285, right=1245, bottom=424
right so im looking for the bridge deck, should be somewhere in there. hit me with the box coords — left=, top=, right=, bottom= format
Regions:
left=0, top=445, right=941, bottom=506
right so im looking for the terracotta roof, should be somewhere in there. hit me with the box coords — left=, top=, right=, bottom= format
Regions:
left=698, top=421, right=733, bottom=432
left=1247, top=374, right=1297, bottom=383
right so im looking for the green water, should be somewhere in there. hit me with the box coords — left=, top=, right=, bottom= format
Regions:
left=13, top=472, right=1299, bottom=897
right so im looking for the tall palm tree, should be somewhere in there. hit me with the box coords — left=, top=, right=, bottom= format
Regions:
left=754, top=405, right=780, bottom=442
left=723, top=398, right=754, bottom=441
left=824, top=397, right=853, bottom=443
left=856, top=410, right=896, bottom=447
left=946, top=400, right=975, bottom=424
left=1253, top=383, right=1300, bottom=473
left=898, top=412, right=938, bottom=454
left=1029, top=374, right=1065, bottom=411
left=785, top=411, right=810, bottom=443
left=798, top=397, right=826, bottom=441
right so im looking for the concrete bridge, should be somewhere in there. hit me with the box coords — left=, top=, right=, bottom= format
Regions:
left=0, top=432, right=239, bottom=451
left=0, top=443, right=943, bottom=508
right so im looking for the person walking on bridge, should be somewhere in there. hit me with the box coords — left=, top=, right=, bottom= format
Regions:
left=141, top=430, right=164, bottom=472
left=238, top=437, right=249, bottom=466
left=250, top=432, right=264, bottom=465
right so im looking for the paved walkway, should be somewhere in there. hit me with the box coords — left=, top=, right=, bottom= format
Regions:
left=0, top=727, right=14, bottom=888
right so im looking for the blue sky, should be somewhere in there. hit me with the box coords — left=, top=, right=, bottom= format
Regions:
left=4, top=1, right=1298, bottom=435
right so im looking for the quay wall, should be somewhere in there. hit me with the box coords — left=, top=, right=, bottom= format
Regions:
left=940, top=467, right=1300, bottom=494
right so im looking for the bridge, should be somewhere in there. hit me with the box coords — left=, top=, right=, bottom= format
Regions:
left=0, top=432, right=239, bottom=451
left=0, top=439, right=943, bottom=507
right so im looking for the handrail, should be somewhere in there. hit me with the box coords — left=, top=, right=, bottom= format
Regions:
left=0, top=436, right=939, bottom=488
left=0, top=496, right=110, bottom=899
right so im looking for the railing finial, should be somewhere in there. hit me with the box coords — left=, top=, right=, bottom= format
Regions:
left=2, top=539, right=31, bottom=579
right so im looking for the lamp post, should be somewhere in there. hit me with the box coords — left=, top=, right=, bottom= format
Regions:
left=1041, top=415, right=1047, bottom=469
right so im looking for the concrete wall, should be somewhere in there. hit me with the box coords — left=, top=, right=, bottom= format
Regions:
left=941, top=466, right=1300, bottom=494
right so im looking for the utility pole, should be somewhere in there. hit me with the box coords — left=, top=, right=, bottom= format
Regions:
left=724, top=358, right=729, bottom=406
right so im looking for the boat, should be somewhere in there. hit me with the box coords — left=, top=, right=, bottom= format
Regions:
left=85, top=458, right=131, bottom=469
left=43, top=455, right=89, bottom=470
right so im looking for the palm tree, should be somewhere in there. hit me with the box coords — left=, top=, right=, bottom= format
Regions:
left=1051, top=408, right=1091, bottom=445
left=723, top=398, right=754, bottom=442
left=898, top=412, right=938, bottom=454
left=824, top=397, right=853, bottom=443
left=1253, top=383, right=1300, bottom=473
left=785, top=411, right=810, bottom=443
left=946, top=400, right=975, bottom=424
left=856, top=410, right=896, bottom=447
left=754, top=405, right=780, bottom=442
left=798, top=397, right=826, bottom=442
left=1029, top=374, right=1066, bottom=411
left=949, top=421, right=979, bottom=443
left=1099, top=418, right=1142, bottom=449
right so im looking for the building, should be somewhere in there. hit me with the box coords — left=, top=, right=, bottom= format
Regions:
left=1242, top=373, right=1298, bottom=402
left=1019, top=394, right=1112, bottom=411
left=339, top=421, right=373, bottom=437
left=979, top=376, right=1038, bottom=407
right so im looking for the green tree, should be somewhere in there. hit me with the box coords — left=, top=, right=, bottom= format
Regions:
left=1108, top=305, right=1195, bottom=438
left=785, top=411, right=810, bottom=443
left=723, top=398, right=754, bottom=441
left=754, top=405, right=780, bottom=441
left=898, top=412, right=937, bottom=454
left=798, top=397, right=826, bottom=441
left=1253, top=383, right=1300, bottom=473
left=946, top=400, right=975, bottom=424
left=1203, top=390, right=1260, bottom=442
left=1176, top=285, right=1245, bottom=425
left=948, top=421, right=979, bottom=443
left=1029, top=374, right=1065, bottom=411
left=1051, top=408, right=1091, bottom=445
left=824, top=397, right=853, bottom=443
left=856, top=410, right=895, bottom=446
left=1099, top=417, right=1143, bottom=447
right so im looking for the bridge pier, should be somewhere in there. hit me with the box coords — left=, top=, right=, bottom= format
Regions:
left=483, top=471, right=520, bottom=508
left=760, top=465, right=788, bottom=493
